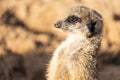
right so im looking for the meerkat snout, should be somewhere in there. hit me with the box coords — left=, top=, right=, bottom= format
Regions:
left=54, top=21, right=62, bottom=28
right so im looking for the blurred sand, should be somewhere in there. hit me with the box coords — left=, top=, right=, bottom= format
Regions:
left=0, top=0, right=120, bottom=80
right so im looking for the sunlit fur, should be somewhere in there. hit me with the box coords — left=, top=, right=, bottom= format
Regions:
left=47, top=6, right=103, bottom=80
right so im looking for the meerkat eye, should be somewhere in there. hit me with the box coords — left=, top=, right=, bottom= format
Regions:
left=65, top=15, right=81, bottom=24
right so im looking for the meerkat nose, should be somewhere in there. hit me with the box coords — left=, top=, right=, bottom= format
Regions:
left=54, top=21, right=62, bottom=28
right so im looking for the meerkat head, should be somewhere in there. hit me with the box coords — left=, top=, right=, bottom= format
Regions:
left=54, top=6, right=103, bottom=38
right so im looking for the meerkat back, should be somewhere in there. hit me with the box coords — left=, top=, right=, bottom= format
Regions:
left=46, top=6, right=103, bottom=80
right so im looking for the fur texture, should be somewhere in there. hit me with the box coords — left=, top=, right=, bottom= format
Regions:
left=47, top=6, right=103, bottom=80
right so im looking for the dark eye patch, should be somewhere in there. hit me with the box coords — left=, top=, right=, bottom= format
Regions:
left=65, top=15, right=81, bottom=24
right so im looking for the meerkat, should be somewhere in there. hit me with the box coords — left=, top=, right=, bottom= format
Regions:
left=46, top=6, right=103, bottom=80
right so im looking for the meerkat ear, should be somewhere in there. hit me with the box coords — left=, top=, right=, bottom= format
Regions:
left=91, top=10, right=103, bottom=32
left=94, top=20, right=103, bottom=33
left=87, top=10, right=103, bottom=37
left=87, top=20, right=96, bottom=33
left=89, top=20, right=103, bottom=33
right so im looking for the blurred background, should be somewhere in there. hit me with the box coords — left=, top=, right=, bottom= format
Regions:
left=0, top=0, right=120, bottom=80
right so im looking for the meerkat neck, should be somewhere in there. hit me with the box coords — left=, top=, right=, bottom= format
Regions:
left=64, top=33, right=84, bottom=51
left=65, top=33, right=100, bottom=80
left=65, top=33, right=100, bottom=57
left=66, top=33, right=101, bottom=46
left=66, top=33, right=85, bottom=44
left=68, top=33, right=85, bottom=39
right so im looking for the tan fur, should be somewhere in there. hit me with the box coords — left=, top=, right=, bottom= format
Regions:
left=47, top=6, right=103, bottom=80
